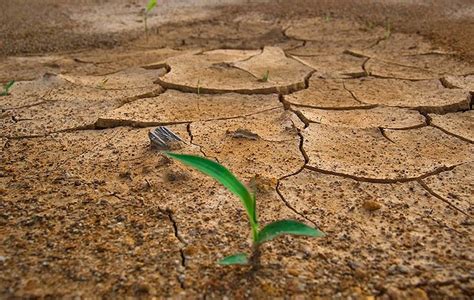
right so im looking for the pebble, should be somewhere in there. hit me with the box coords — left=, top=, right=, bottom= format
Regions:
left=388, top=264, right=410, bottom=275
left=362, top=200, right=382, bottom=211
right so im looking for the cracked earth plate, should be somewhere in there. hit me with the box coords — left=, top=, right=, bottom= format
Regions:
left=0, top=74, right=66, bottom=109
left=96, top=90, right=280, bottom=128
left=366, top=54, right=474, bottom=80
left=1, top=98, right=120, bottom=138
left=280, top=169, right=471, bottom=286
left=303, top=124, right=473, bottom=181
left=285, top=18, right=384, bottom=46
left=421, top=162, right=474, bottom=216
left=441, top=75, right=474, bottom=91
left=429, top=110, right=474, bottom=143
left=344, top=78, right=471, bottom=113
left=0, top=71, right=165, bottom=137
left=285, top=77, right=373, bottom=109
left=350, top=33, right=450, bottom=58
left=291, top=54, right=366, bottom=79
left=191, top=108, right=304, bottom=181
left=59, top=67, right=166, bottom=90
left=156, top=47, right=313, bottom=94
left=297, top=106, right=425, bottom=129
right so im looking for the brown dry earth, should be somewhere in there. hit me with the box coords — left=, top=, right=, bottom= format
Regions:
left=1, top=0, right=473, bottom=299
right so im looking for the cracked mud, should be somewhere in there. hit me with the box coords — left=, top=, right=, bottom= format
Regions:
left=1, top=4, right=473, bottom=299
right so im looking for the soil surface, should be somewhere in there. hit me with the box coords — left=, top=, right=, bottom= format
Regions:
left=1, top=0, right=473, bottom=299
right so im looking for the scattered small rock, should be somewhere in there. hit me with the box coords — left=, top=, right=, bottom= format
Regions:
left=362, top=200, right=382, bottom=211
left=226, top=128, right=260, bottom=140
left=388, top=264, right=410, bottom=275
left=165, top=170, right=188, bottom=182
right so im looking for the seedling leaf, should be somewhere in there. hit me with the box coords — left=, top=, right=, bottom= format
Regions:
left=1, top=80, right=15, bottom=96
left=218, top=253, right=248, bottom=265
left=261, top=70, right=269, bottom=82
left=257, top=220, right=325, bottom=244
left=165, top=153, right=258, bottom=230
left=146, top=0, right=157, bottom=13
left=5, top=80, right=15, bottom=91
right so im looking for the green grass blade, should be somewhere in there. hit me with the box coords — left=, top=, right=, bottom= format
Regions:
left=257, top=220, right=325, bottom=244
left=218, top=253, right=248, bottom=265
left=5, top=80, right=15, bottom=92
left=146, top=0, right=157, bottom=13
left=165, top=152, right=257, bottom=226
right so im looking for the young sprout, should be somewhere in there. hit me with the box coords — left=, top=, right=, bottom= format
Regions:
left=384, top=20, right=392, bottom=39
left=324, top=12, right=331, bottom=22
left=261, top=70, right=270, bottom=82
left=0, top=80, right=15, bottom=96
left=144, top=0, right=157, bottom=38
left=96, top=78, right=109, bottom=89
left=197, top=79, right=201, bottom=95
left=165, top=152, right=325, bottom=266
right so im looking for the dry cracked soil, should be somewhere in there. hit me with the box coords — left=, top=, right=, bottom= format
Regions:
left=0, top=0, right=473, bottom=299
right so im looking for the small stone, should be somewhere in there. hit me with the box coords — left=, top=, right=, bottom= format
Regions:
left=388, top=264, right=410, bottom=275
left=362, top=200, right=382, bottom=211
left=226, top=128, right=260, bottom=140
left=165, top=170, right=188, bottom=182
left=288, top=268, right=300, bottom=276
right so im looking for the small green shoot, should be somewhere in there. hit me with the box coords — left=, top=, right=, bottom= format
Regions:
left=96, top=78, right=109, bottom=89
left=324, top=12, right=331, bottom=22
left=261, top=70, right=269, bottom=82
left=165, top=152, right=325, bottom=267
left=384, top=20, right=392, bottom=39
left=144, top=0, right=157, bottom=38
left=197, top=79, right=201, bottom=95
left=0, top=80, right=15, bottom=96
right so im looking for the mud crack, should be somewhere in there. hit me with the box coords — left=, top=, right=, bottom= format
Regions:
left=274, top=110, right=320, bottom=227
left=417, top=179, right=470, bottom=217
left=186, top=123, right=218, bottom=162
left=165, top=209, right=187, bottom=290
left=379, top=127, right=395, bottom=143
left=429, top=124, right=473, bottom=144
left=342, top=81, right=370, bottom=106
left=303, top=162, right=468, bottom=184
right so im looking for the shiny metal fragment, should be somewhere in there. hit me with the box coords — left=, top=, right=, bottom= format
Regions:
left=149, top=126, right=184, bottom=150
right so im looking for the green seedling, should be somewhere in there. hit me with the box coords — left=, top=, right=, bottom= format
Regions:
left=324, top=12, right=331, bottom=22
left=261, top=70, right=269, bottom=82
left=0, top=80, right=15, bottom=96
left=384, top=20, right=392, bottom=39
left=165, top=152, right=325, bottom=267
left=96, top=78, right=109, bottom=89
left=144, top=0, right=157, bottom=38
left=197, top=79, right=201, bottom=95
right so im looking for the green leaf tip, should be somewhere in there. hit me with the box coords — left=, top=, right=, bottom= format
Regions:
left=164, top=152, right=257, bottom=228
left=146, top=0, right=157, bottom=13
left=5, top=80, right=15, bottom=90
left=218, top=253, right=248, bottom=265
left=1, top=80, right=15, bottom=96
left=257, top=220, right=325, bottom=244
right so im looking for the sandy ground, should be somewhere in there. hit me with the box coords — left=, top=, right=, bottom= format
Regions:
left=1, top=0, right=473, bottom=299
